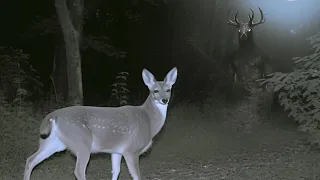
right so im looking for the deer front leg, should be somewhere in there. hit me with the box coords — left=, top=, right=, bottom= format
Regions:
left=111, top=153, right=122, bottom=180
left=230, top=61, right=239, bottom=83
left=123, top=153, right=141, bottom=180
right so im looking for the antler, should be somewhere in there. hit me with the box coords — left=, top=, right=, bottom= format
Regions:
left=227, top=9, right=241, bottom=28
left=248, top=7, right=266, bottom=27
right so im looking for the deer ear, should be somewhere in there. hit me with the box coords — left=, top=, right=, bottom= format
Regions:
left=142, top=69, right=156, bottom=89
left=164, top=67, right=178, bottom=86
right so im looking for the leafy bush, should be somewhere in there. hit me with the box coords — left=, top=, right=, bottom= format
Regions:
left=0, top=46, right=42, bottom=115
left=261, top=32, right=320, bottom=142
left=109, top=71, right=130, bottom=107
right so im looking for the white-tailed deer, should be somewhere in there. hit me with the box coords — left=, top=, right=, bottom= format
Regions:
left=24, top=67, right=178, bottom=180
left=226, top=7, right=270, bottom=83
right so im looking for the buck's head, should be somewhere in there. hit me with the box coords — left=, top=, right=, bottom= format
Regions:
left=142, top=67, right=178, bottom=105
left=227, top=7, right=266, bottom=41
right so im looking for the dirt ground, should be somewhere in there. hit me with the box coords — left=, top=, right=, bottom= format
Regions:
left=1, top=99, right=320, bottom=180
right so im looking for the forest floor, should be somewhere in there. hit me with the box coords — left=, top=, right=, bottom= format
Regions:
left=1, top=97, right=320, bottom=180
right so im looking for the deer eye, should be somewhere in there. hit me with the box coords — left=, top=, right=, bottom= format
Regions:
left=153, top=89, right=159, bottom=93
left=248, top=29, right=251, bottom=31
left=166, top=89, right=171, bottom=92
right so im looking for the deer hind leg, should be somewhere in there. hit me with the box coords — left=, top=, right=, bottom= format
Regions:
left=111, top=153, right=122, bottom=180
left=24, top=136, right=66, bottom=180
left=123, top=153, right=140, bottom=180
left=73, top=149, right=91, bottom=180
left=60, top=131, right=92, bottom=180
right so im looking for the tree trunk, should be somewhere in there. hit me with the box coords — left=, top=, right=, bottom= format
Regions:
left=69, top=0, right=84, bottom=45
left=55, top=0, right=84, bottom=105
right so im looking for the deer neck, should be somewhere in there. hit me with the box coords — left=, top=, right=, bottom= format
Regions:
left=142, top=94, right=168, bottom=138
left=238, top=35, right=255, bottom=50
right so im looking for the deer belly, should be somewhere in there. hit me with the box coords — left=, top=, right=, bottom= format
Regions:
left=140, top=140, right=152, bottom=155
left=90, top=133, right=127, bottom=154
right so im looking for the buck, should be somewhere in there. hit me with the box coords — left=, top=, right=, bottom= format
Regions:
left=23, top=67, right=178, bottom=180
left=226, top=7, right=270, bottom=83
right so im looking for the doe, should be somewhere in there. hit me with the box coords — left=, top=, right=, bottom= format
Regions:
left=23, top=67, right=178, bottom=180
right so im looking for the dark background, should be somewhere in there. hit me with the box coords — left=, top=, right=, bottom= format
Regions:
left=1, top=0, right=319, bottom=106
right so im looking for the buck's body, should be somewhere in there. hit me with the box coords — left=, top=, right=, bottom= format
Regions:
left=24, top=67, right=178, bottom=180
left=226, top=7, right=270, bottom=82
left=231, top=41, right=269, bottom=80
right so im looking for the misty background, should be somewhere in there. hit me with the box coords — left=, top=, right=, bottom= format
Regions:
left=1, top=0, right=319, bottom=106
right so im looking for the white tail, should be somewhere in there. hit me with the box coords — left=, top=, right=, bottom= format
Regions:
left=24, top=67, right=178, bottom=180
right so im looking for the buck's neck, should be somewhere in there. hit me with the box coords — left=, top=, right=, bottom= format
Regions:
left=238, top=35, right=255, bottom=50
left=142, top=94, right=168, bottom=138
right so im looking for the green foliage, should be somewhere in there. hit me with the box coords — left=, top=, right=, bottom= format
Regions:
left=109, top=72, right=130, bottom=107
left=0, top=46, right=42, bottom=108
left=261, top=32, right=320, bottom=139
left=0, top=46, right=43, bottom=118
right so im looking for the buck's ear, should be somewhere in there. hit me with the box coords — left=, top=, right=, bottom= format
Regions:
left=142, top=69, right=156, bottom=89
left=164, top=67, right=177, bottom=86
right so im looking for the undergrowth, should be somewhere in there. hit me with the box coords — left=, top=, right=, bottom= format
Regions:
left=108, top=71, right=130, bottom=107
left=261, top=32, right=320, bottom=145
left=0, top=46, right=42, bottom=117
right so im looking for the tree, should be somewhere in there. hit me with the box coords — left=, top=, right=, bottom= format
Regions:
left=55, top=0, right=84, bottom=105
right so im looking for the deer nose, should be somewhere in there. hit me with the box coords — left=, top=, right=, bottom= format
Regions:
left=161, top=99, right=168, bottom=104
left=240, top=33, right=247, bottom=40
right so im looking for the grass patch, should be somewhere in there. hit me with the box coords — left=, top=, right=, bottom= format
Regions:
left=1, top=98, right=320, bottom=180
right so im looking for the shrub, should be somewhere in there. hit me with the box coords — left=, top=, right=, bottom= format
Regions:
left=261, top=32, right=320, bottom=144
left=0, top=46, right=43, bottom=115
left=108, top=71, right=130, bottom=107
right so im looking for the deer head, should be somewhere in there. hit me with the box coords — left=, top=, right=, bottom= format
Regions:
left=227, top=7, right=266, bottom=41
